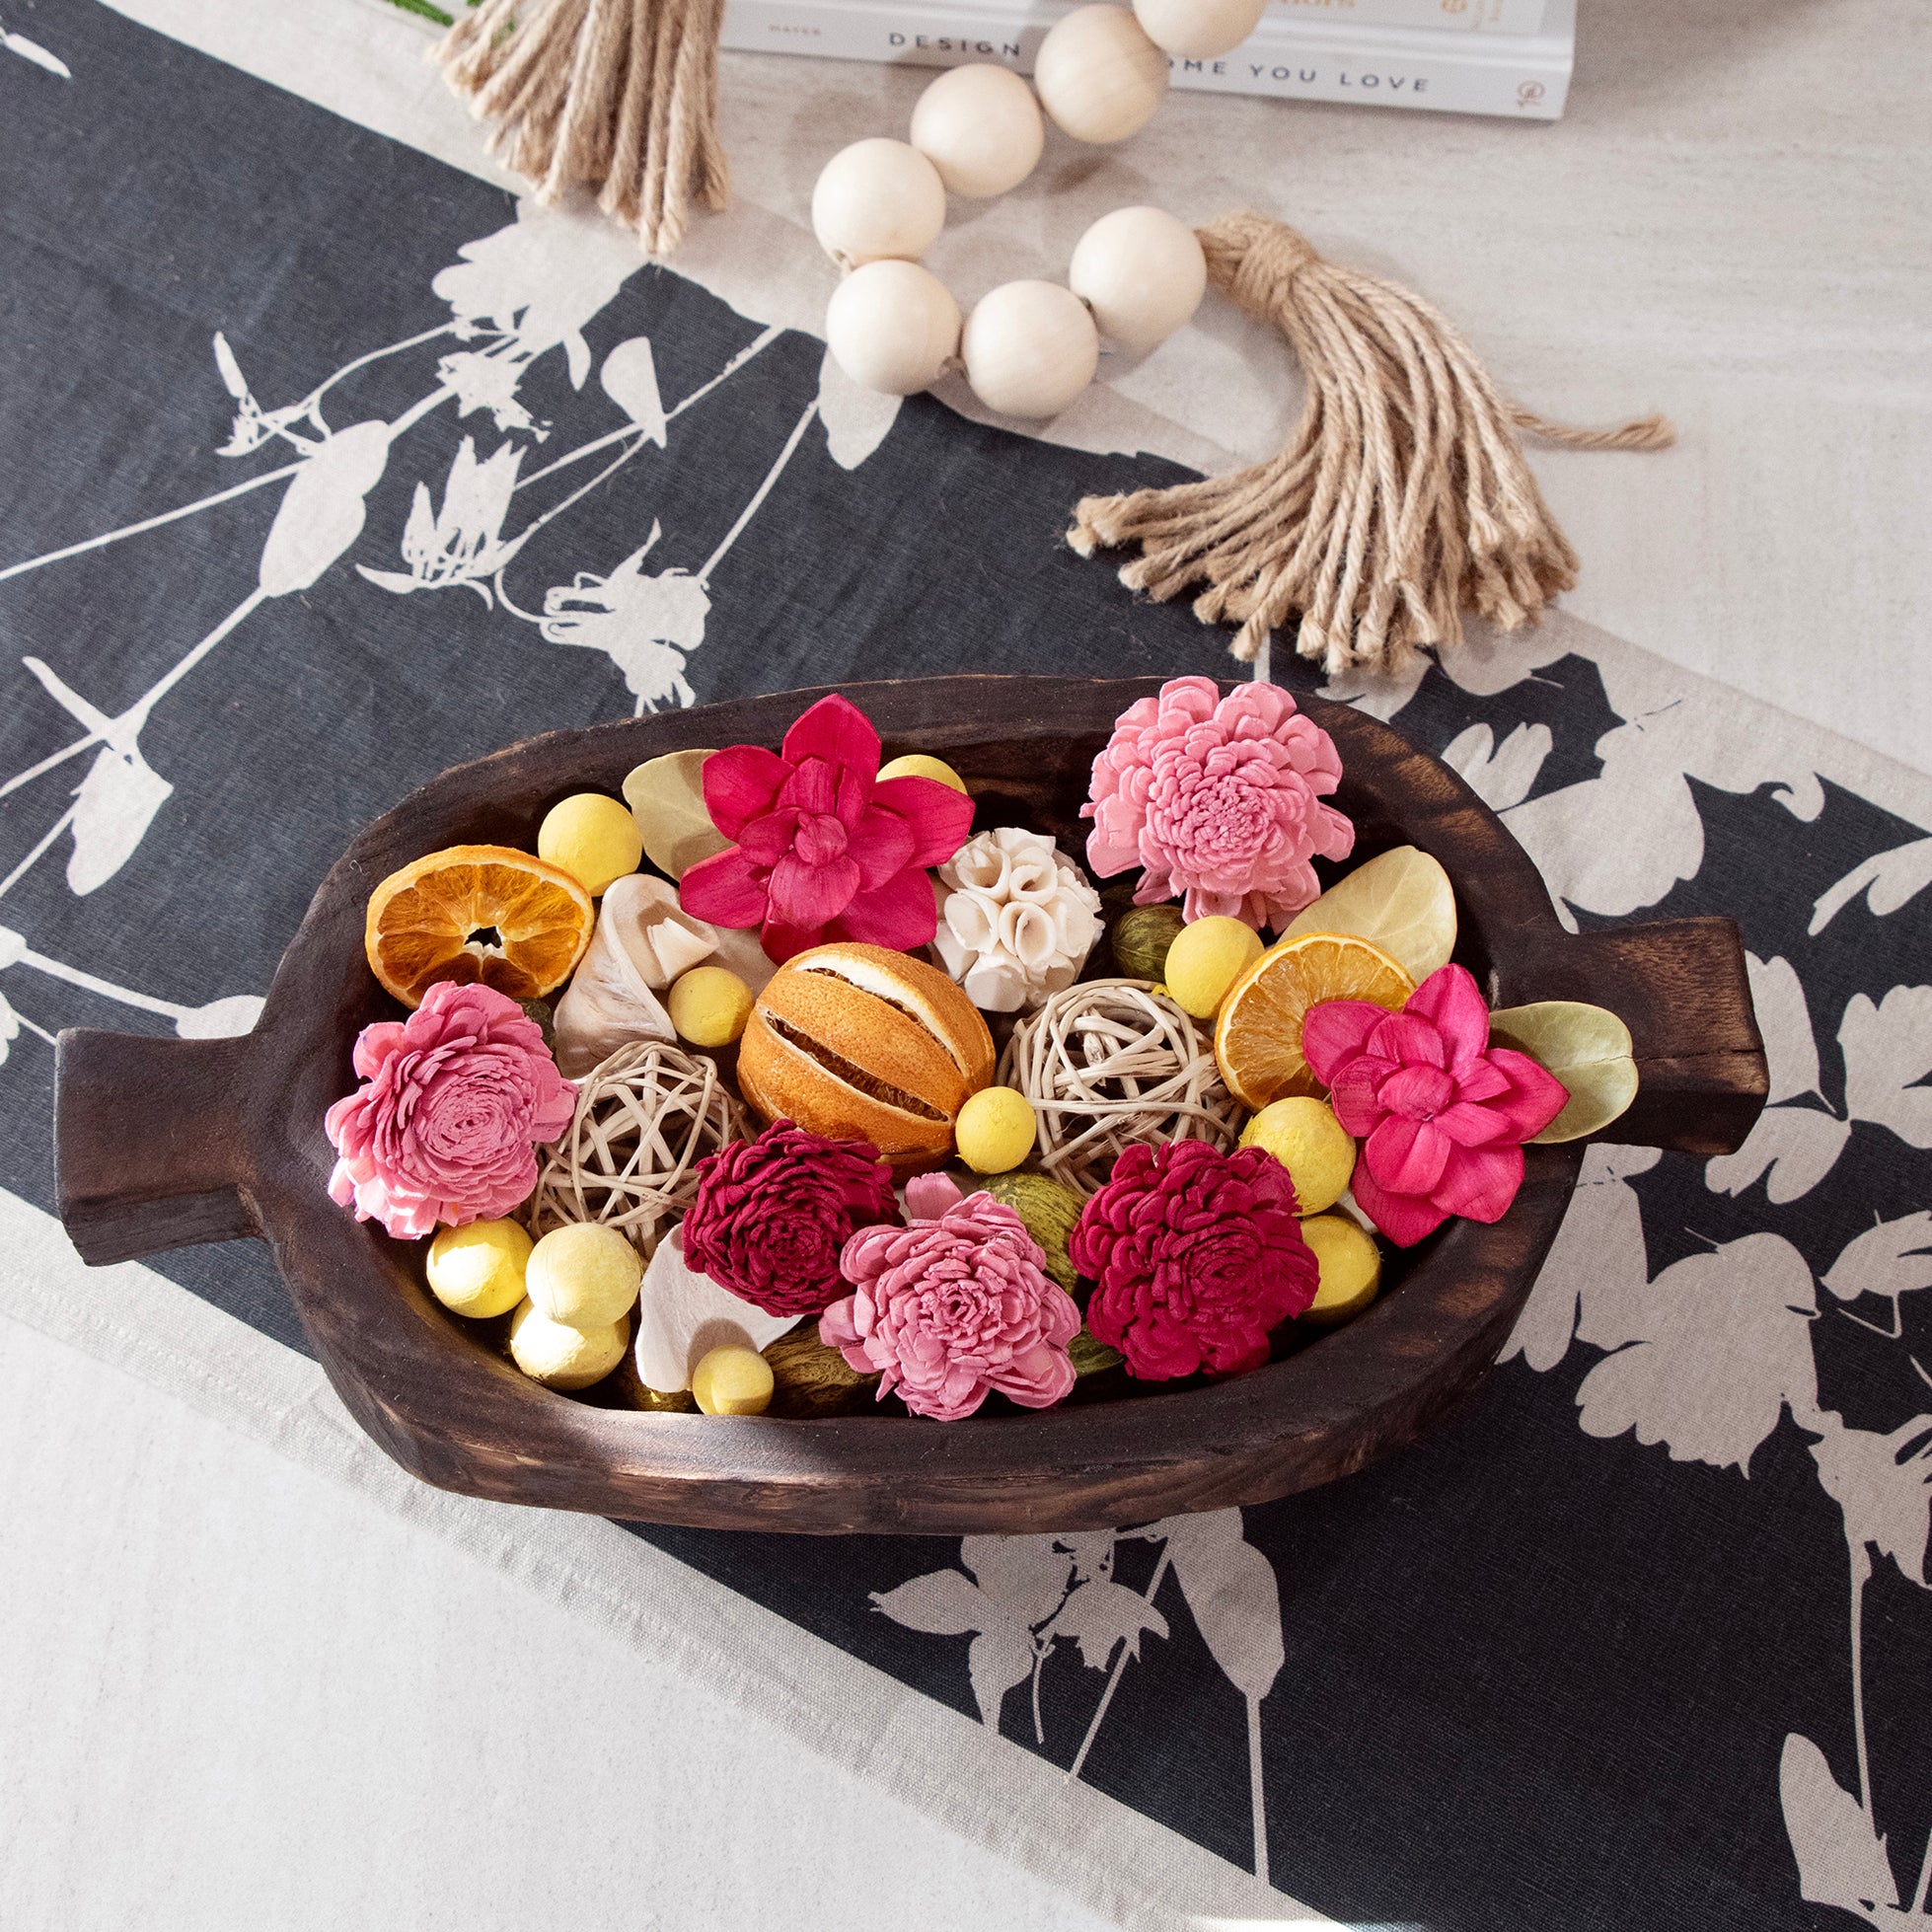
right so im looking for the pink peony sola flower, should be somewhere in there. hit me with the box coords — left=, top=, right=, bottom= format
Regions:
left=683, top=1120, right=901, bottom=1318
left=325, top=981, right=576, bottom=1241
left=1071, top=1140, right=1316, bottom=1380
left=821, top=1173, right=1080, bottom=1421
left=679, top=693, right=976, bottom=964
left=1081, top=675, right=1355, bottom=930
left=1301, top=962, right=1569, bottom=1248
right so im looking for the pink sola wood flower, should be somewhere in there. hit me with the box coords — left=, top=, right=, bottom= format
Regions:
left=1081, top=675, right=1354, bottom=929
left=325, top=982, right=576, bottom=1240
left=821, top=1174, right=1080, bottom=1421
left=679, top=693, right=975, bottom=964
left=1302, top=963, right=1569, bottom=1248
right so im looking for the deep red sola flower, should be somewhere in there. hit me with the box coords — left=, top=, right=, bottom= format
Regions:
left=1070, top=1141, right=1317, bottom=1381
left=1302, top=962, right=1569, bottom=1248
left=679, top=693, right=976, bottom=964
left=682, top=1119, right=901, bottom=1317
left=1081, top=675, right=1354, bottom=930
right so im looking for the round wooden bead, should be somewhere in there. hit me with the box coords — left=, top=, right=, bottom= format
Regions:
left=1132, top=0, right=1266, bottom=59
left=961, top=281, right=1099, bottom=418
left=811, top=138, right=947, bottom=266
left=1068, top=205, right=1207, bottom=351
left=1032, top=4, right=1170, bottom=144
left=825, top=260, right=962, bottom=396
left=910, top=63, right=1045, bottom=198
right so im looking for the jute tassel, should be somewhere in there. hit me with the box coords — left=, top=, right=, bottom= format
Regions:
left=1068, top=210, right=1674, bottom=675
left=435, top=0, right=729, bottom=257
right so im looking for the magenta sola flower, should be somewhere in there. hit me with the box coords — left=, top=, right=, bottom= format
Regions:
left=678, top=693, right=976, bottom=964
left=1302, top=963, right=1569, bottom=1248
left=1071, top=1141, right=1318, bottom=1380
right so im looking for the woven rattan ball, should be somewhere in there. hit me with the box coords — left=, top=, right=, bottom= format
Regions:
left=526, top=1039, right=746, bottom=1252
left=998, top=978, right=1242, bottom=1197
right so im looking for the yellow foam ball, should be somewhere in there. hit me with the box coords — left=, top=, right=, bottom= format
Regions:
left=1239, top=1096, right=1357, bottom=1215
left=876, top=753, right=968, bottom=793
left=508, top=1301, right=629, bottom=1389
left=1164, top=916, right=1265, bottom=1018
left=425, top=1219, right=532, bottom=1319
left=1299, top=1214, right=1382, bottom=1326
left=954, top=1084, right=1037, bottom=1174
left=667, top=965, right=754, bottom=1047
left=538, top=792, right=644, bottom=896
left=692, top=1344, right=776, bottom=1416
left=525, top=1222, right=642, bottom=1328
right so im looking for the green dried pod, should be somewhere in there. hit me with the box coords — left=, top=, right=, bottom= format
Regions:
left=1110, top=903, right=1186, bottom=982
left=765, top=1325, right=881, bottom=1418
left=979, top=1170, right=1085, bottom=1298
left=1068, top=1328, right=1124, bottom=1377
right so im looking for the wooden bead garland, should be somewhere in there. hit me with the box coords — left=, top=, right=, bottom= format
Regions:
left=815, top=10, right=1215, bottom=422
left=525, top=1039, right=746, bottom=1252
left=999, top=979, right=1242, bottom=1197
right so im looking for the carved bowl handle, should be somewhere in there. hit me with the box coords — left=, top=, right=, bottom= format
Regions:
left=1503, top=915, right=1767, bottom=1156
left=54, top=1030, right=260, bottom=1266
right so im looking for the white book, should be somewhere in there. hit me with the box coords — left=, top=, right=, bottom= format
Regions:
left=1275, top=0, right=1544, bottom=35
left=720, top=0, right=1574, bottom=118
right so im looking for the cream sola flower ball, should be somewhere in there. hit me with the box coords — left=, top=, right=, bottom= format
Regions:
left=932, top=827, right=1102, bottom=1011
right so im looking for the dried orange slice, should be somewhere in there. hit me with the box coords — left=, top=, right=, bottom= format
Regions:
left=364, top=844, right=594, bottom=1008
left=1215, top=932, right=1415, bottom=1109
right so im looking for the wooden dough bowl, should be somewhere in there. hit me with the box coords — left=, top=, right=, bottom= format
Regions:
left=53, top=677, right=1767, bottom=1535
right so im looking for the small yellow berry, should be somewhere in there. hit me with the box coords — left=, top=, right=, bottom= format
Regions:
left=425, top=1219, right=533, bottom=1319
left=667, top=965, right=754, bottom=1047
left=1163, top=916, right=1265, bottom=1019
left=538, top=793, right=644, bottom=896
left=876, top=753, right=968, bottom=793
left=955, top=1085, right=1037, bottom=1174
left=1299, top=1214, right=1382, bottom=1326
left=525, top=1222, right=642, bottom=1328
left=692, top=1345, right=776, bottom=1416
left=508, top=1300, right=629, bottom=1390
left=1239, top=1096, right=1357, bottom=1215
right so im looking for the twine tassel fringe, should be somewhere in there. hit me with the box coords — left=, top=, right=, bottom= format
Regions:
left=434, top=0, right=729, bottom=258
left=1069, top=210, right=1674, bottom=675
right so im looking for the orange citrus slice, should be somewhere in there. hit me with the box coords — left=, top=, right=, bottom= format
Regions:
left=1214, top=931, right=1415, bottom=1109
left=364, top=844, right=595, bottom=1008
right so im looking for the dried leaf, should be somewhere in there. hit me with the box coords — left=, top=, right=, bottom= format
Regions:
left=1280, top=845, right=1455, bottom=981
left=1487, top=1000, right=1639, bottom=1144
left=1069, top=1328, right=1123, bottom=1376
left=1155, top=1511, right=1285, bottom=1702
left=623, top=749, right=728, bottom=880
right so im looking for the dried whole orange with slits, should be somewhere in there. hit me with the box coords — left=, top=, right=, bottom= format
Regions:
left=1215, top=931, right=1415, bottom=1109
left=364, top=845, right=595, bottom=1008
left=737, top=942, right=996, bottom=1174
